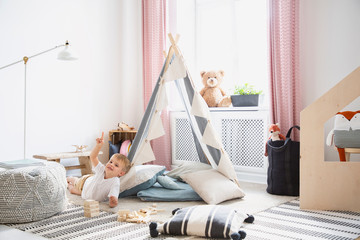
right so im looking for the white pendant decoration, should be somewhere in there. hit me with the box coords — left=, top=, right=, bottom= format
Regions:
left=217, top=151, right=237, bottom=180
left=147, top=113, right=165, bottom=141
left=155, top=83, right=168, bottom=112
left=191, top=91, right=210, bottom=119
left=135, top=140, right=156, bottom=165
left=163, top=55, right=187, bottom=82
left=202, top=122, right=222, bottom=149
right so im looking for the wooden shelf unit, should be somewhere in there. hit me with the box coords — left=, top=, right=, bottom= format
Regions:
left=108, top=130, right=137, bottom=159
left=108, top=130, right=137, bottom=145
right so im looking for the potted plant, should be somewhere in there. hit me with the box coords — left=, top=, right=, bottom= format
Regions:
left=231, top=83, right=263, bottom=107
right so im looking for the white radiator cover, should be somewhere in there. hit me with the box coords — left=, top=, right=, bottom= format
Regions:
left=170, top=108, right=269, bottom=184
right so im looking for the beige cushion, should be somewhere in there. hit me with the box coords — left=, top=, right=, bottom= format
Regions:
left=166, top=162, right=212, bottom=180
left=181, top=169, right=245, bottom=204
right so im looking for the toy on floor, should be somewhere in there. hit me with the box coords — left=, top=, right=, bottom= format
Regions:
left=84, top=200, right=100, bottom=218
left=117, top=203, right=164, bottom=224
left=117, top=122, right=135, bottom=131
left=265, top=123, right=286, bottom=156
left=199, top=70, right=232, bottom=107
left=326, top=110, right=360, bottom=161
left=149, top=205, right=254, bottom=239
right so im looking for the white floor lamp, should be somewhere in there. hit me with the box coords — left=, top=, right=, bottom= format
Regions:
left=0, top=41, right=78, bottom=159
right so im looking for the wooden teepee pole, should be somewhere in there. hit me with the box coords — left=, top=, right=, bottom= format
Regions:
left=164, top=33, right=180, bottom=72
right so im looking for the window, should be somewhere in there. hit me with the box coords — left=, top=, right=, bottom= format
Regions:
left=171, top=0, right=269, bottom=106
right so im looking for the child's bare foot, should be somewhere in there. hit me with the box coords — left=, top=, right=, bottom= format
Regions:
left=67, top=184, right=81, bottom=195
left=66, top=177, right=77, bottom=185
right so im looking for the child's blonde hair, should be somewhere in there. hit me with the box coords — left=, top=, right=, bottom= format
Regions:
left=110, top=153, right=131, bottom=173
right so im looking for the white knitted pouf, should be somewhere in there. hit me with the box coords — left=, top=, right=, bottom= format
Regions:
left=0, top=161, right=67, bottom=223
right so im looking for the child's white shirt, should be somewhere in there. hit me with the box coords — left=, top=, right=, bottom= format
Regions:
left=81, top=162, right=120, bottom=202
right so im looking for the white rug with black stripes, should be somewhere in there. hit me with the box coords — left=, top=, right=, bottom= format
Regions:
left=243, top=199, right=360, bottom=240
left=6, top=204, right=152, bottom=240
left=6, top=200, right=360, bottom=240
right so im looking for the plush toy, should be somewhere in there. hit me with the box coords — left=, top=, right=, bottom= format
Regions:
left=265, top=123, right=286, bottom=156
left=149, top=205, right=254, bottom=240
left=72, top=145, right=88, bottom=152
left=326, top=110, right=360, bottom=161
left=199, top=70, right=232, bottom=107
left=117, top=122, right=135, bottom=131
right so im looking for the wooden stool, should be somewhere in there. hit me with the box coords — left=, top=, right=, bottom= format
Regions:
left=344, top=148, right=360, bottom=161
left=33, top=151, right=102, bottom=176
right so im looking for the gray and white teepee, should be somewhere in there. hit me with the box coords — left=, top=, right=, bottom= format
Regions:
left=121, top=34, right=239, bottom=190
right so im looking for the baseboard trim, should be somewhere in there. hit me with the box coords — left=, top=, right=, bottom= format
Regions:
left=236, top=171, right=267, bottom=184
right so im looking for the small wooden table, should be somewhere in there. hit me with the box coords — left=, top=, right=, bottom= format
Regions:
left=33, top=151, right=102, bottom=176
left=344, top=148, right=360, bottom=161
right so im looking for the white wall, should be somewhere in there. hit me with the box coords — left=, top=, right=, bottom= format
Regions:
left=2, top=0, right=359, bottom=167
left=0, top=0, right=143, bottom=167
left=300, top=0, right=360, bottom=161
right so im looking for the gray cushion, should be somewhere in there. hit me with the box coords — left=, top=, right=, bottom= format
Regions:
left=334, top=129, right=360, bottom=148
left=0, top=161, right=67, bottom=223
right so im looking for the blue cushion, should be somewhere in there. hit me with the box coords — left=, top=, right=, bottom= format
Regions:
left=157, top=175, right=184, bottom=190
left=109, top=141, right=121, bottom=159
left=119, top=165, right=166, bottom=198
left=137, top=180, right=202, bottom=201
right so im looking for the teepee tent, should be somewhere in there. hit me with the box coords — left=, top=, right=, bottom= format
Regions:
left=121, top=34, right=240, bottom=197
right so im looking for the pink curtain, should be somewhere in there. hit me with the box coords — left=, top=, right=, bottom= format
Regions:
left=142, top=0, right=172, bottom=169
left=269, top=0, right=301, bottom=141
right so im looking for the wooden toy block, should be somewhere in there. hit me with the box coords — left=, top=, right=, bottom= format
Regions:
left=117, top=209, right=131, bottom=222
left=84, top=206, right=100, bottom=212
left=84, top=200, right=100, bottom=217
left=84, top=199, right=99, bottom=208
left=84, top=211, right=100, bottom=218
left=84, top=207, right=100, bottom=218
left=116, top=204, right=164, bottom=223
left=117, top=215, right=126, bottom=222
left=117, top=209, right=131, bottom=217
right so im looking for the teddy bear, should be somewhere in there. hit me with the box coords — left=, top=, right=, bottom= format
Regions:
left=199, top=70, right=232, bottom=107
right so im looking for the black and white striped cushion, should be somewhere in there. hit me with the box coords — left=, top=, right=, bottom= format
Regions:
left=157, top=205, right=248, bottom=239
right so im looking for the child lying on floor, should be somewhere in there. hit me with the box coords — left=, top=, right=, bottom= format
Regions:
left=67, top=132, right=131, bottom=208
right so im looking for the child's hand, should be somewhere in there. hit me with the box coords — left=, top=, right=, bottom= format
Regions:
left=96, top=132, right=104, bottom=145
left=109, top=196, right=118, bottom=208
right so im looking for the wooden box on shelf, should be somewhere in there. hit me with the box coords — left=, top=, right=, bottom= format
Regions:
left=108, top=130, right=137, bottom=158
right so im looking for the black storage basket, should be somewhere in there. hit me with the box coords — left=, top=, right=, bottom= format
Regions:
left=266, top=126, right=300, bottom=196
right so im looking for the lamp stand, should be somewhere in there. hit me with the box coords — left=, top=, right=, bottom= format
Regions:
left=24, top=57, right=28, bottom=159
left=0, top=41, right=77, bottom=159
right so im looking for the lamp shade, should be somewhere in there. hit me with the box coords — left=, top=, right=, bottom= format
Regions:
left=57, top=43, right=78, bottom=60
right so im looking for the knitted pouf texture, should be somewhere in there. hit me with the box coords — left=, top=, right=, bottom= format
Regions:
left=0, top=161, right=67, bottom=223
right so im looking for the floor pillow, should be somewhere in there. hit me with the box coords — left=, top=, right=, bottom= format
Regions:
left=119, top=164, right=166, bottom=198
left=181, top=169, right=245, bottom=204
left=137, top=181, right=202, bottom=202
left=149, top=205, right=254, bottom=239
left=119, top=140, right=132, bottom=157
left=166, top=161, right=212, bottom=181
left=156, top=175, right=184, bottom=190
left=0, top=161, right=67, bottom=223
left=109, top=140, right=122, bottom=159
